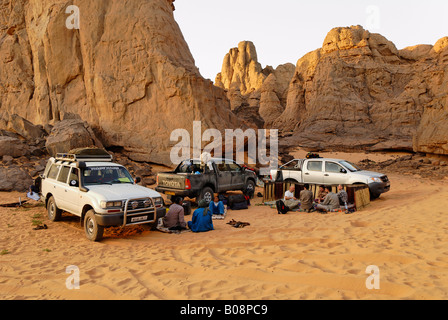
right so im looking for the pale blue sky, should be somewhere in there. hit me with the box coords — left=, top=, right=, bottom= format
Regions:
left=174, top=0, right=448, bottom=80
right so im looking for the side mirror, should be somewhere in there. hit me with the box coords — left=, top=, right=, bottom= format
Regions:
left=135, top=177, right=141, bottom=184
left=340, top=168, right=347, bottom=174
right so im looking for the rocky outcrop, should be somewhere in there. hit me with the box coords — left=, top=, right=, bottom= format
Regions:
left=215, top=41, right=295, bottom=128
left=275, top=25, right=448, bottom=155
left=0, top=136, right=28, bottom=157
left=0, top=0, right=241, bottom=165
left=45, top=119, right=104, bottom=156
left=215, top=41, right=266, bottom=96
left=0, top=166, right=33, bottom=191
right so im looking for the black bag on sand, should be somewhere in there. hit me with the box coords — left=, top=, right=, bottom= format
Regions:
left=182, top=200, right=192, bottom=216
left=228, top=194, right=246, bottom=208
left=231, top=201, right=248, bottom=210
left=276, top=200, right=289, bottom=215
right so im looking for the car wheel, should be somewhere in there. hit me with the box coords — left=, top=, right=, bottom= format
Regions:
left=47, top=196, right=62, bottom=222
left=370, top=192, right=380, bottom=200
left=84, top=209, right=104, bottom=241
left=199, top=187, right=214, bottom=204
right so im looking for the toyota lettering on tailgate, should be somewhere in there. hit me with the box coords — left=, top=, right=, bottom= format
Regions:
left=163, top=179, right=182, bottom=188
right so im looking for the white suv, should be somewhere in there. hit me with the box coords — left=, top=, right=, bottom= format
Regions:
left=39, top=148, right=165, bottom=241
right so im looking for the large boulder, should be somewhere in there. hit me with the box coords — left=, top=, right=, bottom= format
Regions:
left=0, top=166, right=33, bottom=192
left=45, top=119, right=104, bottom=156
left=0, top=136, right=29, bottom=158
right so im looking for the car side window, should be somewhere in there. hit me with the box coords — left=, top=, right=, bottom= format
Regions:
left=325, top=162, right=344, bottom=173
left=216, top=163, right=229, bottom=172
left=57, top=166, right=71, bottom=183
left=227, top=162, right=241, bottom=172
left=283, top=160, right=301, bottom=171
left=307, top=161, right=322, bottom=172
left=47, top=164, right=61, bottom=180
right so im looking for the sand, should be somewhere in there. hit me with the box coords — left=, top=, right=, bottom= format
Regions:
left=1, top=151, right=448, bottom=300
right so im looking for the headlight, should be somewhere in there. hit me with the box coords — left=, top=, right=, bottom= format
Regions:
left=100, top=200, right=123, bottom=209
left=370, top=177, right=383, bottom=183
left=153, top=197, right=164, bottom=207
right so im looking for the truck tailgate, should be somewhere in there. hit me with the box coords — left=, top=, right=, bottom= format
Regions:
left=157, top=173, right=187, bottom=190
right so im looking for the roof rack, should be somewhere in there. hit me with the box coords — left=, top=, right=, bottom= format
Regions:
left=55, top=148, right=113, bottom=163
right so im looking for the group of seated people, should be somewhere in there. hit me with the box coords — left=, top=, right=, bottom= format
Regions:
left=284, top=184, right=348, bottom=213
left=162, top=194, right=225, bottom=233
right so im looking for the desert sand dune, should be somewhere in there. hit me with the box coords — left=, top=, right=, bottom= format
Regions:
left=1, top=163, right=448, bottom=300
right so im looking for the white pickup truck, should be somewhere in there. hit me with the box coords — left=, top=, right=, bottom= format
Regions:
left=270, top=158, right=390, bottom=199
left=38, top=148, right=166, bottom=241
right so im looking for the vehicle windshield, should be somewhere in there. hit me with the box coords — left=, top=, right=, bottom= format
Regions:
left=339, top=161, right=361, bottom=172
left=82, top=166, right=134, bottom=185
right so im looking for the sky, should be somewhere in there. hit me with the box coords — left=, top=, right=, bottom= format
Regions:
left=174, top=0, right=448, bottom=81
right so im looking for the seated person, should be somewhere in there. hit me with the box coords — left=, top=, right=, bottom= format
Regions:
left=188, top=199, right=214, bottom=232
left=284, top=185, right=300, bottom=210
left=315, top=186, right=340, bottom=212
left=337, top=184, right=348, bottom=206
left=163, top=196, right=187, bottom=230
left=317, top=185, right=328, bottom=203
left=299, top=184, right=314, bottom=212
left=209, top=194, right=225, bottom=215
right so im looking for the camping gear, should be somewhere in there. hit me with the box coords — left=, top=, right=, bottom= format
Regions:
left=276, top=199, right=289, bottom=214
left=228, top=194, right=247, bottom=209
left=182, top=200, right=191, bottom=216
left=227, top=219, right=250, bottom=228
left=306, top=152, right=321, bottom=159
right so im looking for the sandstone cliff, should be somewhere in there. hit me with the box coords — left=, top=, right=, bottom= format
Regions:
left=275, top=26, right=448, bottom=155
left=0, top=0, right=241, bottom=164
left=215, top=41, right=295, bottom=128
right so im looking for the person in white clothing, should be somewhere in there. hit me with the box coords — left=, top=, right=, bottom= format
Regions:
left=284, top=185, right=300, bottom=210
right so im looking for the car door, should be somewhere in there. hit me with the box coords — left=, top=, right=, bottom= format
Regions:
left=215, top=161, right=233, bottom=192
left=228, top=161, right=245, bottom=189
left=64, top=167, right=81, bottom=215
left=323, top=161, right=348, bottom=185
left=303, top=160, right=324, bottom=184
left=54, top=165, right=71, bottom=210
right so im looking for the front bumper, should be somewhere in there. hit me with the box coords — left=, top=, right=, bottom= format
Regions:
left=368, top=181, right=391, bottom=196
left=95, top=206, right=166, bottom=227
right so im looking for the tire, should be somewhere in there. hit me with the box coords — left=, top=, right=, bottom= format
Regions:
left=198, top=187, right=214, bottom=204
left=47, top=196, right=62, bottom=222
left=370, top=192, right=381, bottom=200
left=243, top=180, right=256, bottom=198
left=84, top=209, right=104, bottom=241
left=284, top=179, right=299, bottom=184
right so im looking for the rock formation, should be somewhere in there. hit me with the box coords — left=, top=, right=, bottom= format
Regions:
left=215, top=41, right=295, bottom=128
left=274, top=26, right=448, bottom=155
left=0, top=0, right=241, bottom=165
left=45, top=119, right=104, bottom=156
